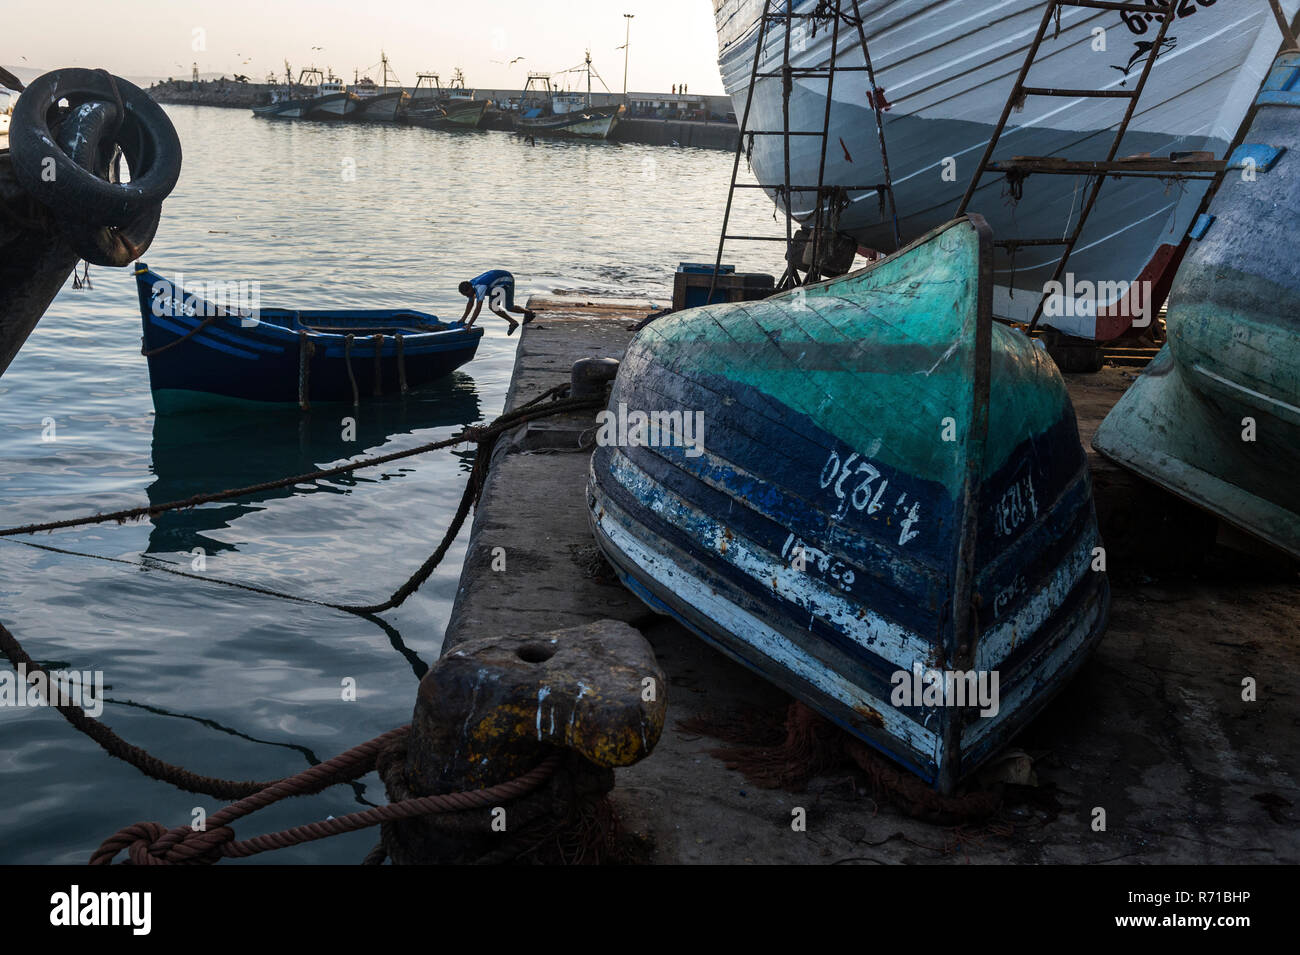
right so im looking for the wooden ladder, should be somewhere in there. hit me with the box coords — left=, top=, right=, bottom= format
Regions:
left=954, top=0, right=1234, bottom=332
left=710, top=0, right=900, bottom=295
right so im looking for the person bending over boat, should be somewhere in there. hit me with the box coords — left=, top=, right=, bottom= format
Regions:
left=459, top=269, right=535, bottom=335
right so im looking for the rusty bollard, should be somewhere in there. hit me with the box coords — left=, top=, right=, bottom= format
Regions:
left=381, top=620, right=665, bottom=864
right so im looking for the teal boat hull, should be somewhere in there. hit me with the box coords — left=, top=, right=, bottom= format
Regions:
left=1095, top=52, right=1300, bottom=558
left=588, top=216, right=1109, bottom=792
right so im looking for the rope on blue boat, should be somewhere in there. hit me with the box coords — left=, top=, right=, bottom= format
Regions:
left=396, top=332, right=408, bottom=394
left=143, top=301, right=245, bottom=358
left=343, top=332, right=359, bottom=406
left=297, top=328, right=313, bottom=411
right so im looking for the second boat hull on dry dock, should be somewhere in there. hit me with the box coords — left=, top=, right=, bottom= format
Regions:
left=1094, top=52, right=1300, bottom=558
left=588, top=216, right=1109, bottom=792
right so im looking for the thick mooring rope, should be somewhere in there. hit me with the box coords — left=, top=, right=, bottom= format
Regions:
left=0, top=388, right=599, bottom=615
left=0, top=386, right=595, bottom=539
left=0, top=384, right=600, bottom=802
left=90, top=738, right=561, bottom=865
left=4, top=424, right=495, bottom=616
left=0, top=618, right=281, bottom=799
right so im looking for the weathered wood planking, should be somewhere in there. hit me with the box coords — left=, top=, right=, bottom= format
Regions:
left=1094, top=52, right=1300, bottom=558
left=589, top=216, right=1109, bottom=792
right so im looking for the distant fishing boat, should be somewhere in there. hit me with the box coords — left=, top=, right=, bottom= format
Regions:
left=514, top=53, right=622, bottom=139
left=588, top=215, right=1109, bottom=793
left=713, top=0, right=1300, bottom=334
left=349, top=77, right=406, bottom=122
left=400, top=72, right=490, bottom=129
left=348, top=53, right=409, bottom=122
left=444, top=68, right=488, bottom=123
left=252, top=66, right=356, bottom=120
left=248, top=67, right=340, bottom=120
left=306, top=72, right=358, bottom=120
left=134, top=264, right=483, bottom=414
left=252, top=88, right=314, bottom=119
left=1094, top=51, right=1300, bottom=558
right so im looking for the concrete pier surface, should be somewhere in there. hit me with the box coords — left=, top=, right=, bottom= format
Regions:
left=442, top=292, right=1300, bottom=865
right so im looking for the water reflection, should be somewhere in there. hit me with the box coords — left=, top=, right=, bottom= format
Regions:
left=144, top=372, right=482, bottom=555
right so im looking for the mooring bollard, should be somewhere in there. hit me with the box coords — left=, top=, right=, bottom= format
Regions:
left=381, top=619, right=665, bottom=864
left=570, top=357, right=620, bottom=398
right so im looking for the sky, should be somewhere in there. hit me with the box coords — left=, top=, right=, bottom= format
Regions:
left=2, top=0, right=727, bottom=94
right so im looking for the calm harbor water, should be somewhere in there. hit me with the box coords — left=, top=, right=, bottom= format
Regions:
left=0, top=105, right=785, bottom=863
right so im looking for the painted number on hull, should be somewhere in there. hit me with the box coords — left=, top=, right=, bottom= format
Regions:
left=994, top=473, right=1038, bottom=538
left=1121, top=0, right=1217, bottom=34
left=782, top=535, right=856, bottom=593
left=819, top=450, right=921, bottom=546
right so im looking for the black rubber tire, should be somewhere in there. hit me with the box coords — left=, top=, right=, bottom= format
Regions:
left=8, top=68, right=182, bottom=228
left=47, top=99, right=164, bottom=266
left=62, top=205, right=163, bottom=268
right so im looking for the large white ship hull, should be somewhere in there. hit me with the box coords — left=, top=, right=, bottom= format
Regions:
left=715, top=0, right=1298, bottom=336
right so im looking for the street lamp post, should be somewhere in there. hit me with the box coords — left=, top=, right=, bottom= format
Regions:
left=623, top=13, right=634, bottom=105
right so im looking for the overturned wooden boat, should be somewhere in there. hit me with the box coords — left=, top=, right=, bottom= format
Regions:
left=588, top=216, right=1109, bottom=792
left=134, top=264, right=483, bottom=414
left=1094, top=51, right=1300, bottom=559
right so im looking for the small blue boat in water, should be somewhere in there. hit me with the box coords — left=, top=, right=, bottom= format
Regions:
left=588, top=215, right=1109, bottom=793
left=134, top=264, right=483, bottom=414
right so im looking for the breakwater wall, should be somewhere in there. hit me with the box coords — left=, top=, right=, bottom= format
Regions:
left=148, top=80, right=740, bottom=151
left=613, top=118, right=736, bottom=151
